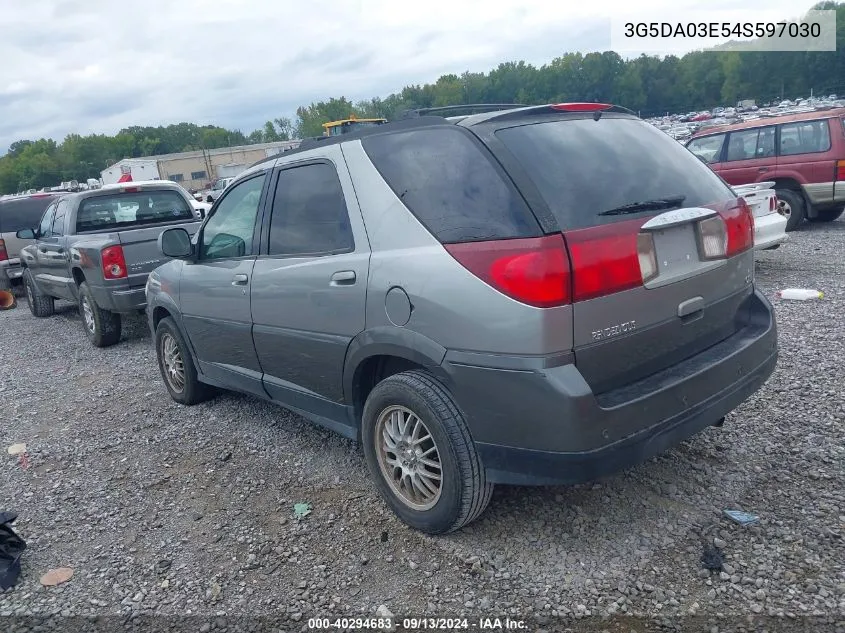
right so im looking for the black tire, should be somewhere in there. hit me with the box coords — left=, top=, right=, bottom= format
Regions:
left=155, top=316, right=214, bottom=405
left=808, top=207, right=844, bottom=223
left=78, top=282, right=121, bottom=347
left=776, top=189, right=806, bottom=232
left=361, top=370, right=493, bottom=534
left=22, top=268, right=54, bottom=317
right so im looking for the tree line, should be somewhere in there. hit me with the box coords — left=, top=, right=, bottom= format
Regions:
left=1, top=1, right=842, bottom=194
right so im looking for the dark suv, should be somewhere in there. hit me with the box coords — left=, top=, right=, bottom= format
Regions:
left=146, top=103, right=778, bottom=534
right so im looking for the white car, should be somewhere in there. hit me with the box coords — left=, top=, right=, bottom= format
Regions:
left=199, top=177, right=235, bottom=204
left=732, top=181, right=788, bottom=251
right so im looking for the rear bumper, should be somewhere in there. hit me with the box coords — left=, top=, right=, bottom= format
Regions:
left=754, top=212, right=788, bottom=251
left=0, top=259, right=22, bottom=285
left=442, top=289, right=778, bottom=485
left=89, top=285, right=147, bottom=313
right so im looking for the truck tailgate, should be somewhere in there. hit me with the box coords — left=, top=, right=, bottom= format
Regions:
left=118, top=222, right=200, bottom=288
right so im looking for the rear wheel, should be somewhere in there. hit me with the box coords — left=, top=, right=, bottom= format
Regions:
left=23, top=269, right=54, bottom=317
left=776, top=189, right=806, bottom=231
left=78, top=282, right=121, bottom=347
left=808, top=207, right=844, bottom=223
left=361, top=370, right=493, bottom=534
left=155, top=316, right=214, bottom=405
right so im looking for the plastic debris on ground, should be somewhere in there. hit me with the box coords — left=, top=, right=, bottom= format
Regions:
left=776, top=288, right=824, bottom=300
left=293, top=503, right=312, bottom=518
left=6, top=443, right=26, bottom=456
left=0, top=512, right=27, bottom=590
left=700, top=543, right=724, bottom=571
left=723, top=509, right=760, bottom=526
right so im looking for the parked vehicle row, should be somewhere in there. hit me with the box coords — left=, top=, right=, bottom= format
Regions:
left=6, top=103, right=779, bottom=535
left=685, top=107, right=845, bottom=231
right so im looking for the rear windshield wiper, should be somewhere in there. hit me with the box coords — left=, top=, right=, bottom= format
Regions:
left=597, top=196, right=686, bottom=216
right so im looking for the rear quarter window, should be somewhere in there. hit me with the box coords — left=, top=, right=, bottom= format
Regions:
left=495, top=117, right=737, bottom=230
left=0, top=196, right=58, bottom=233
left=361, top=126, right=541, bottom=243
left=778, top=119, right=831, bottom=156
left=76, top=190, right=194, bottom=233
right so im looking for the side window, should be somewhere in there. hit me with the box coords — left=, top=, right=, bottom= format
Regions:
left=725, top=129, right=760, bottom=162
left=686, top=134, right=726, bottom=164
left=38, top=204, right=57, bottom=237
left=361, top=127, right=540, bottom=243
left=779, top=120, right=831, bottom=156
left=268, top=163, right=354, bottom=256
left=755, top=126, right=776, bottom=158
left=51, top=200, right=69, bottom=237
left=200, top=174, right=266, bottom=260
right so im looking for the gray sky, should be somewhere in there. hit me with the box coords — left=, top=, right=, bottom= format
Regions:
left=0, top=0, right=814, bottom=153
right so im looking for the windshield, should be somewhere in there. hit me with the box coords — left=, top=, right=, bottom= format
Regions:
left=76, top=190, right=194, bottom=233
left=494, top=117, right=736, bottom=230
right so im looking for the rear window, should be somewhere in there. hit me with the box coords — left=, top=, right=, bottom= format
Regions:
left=361, top=126, right=541, bottom=243
left=778, top=119, right=831, bottom=156
left=76, top=190, right=194, bottom=233
left=495, top=117, right=736, bottom=230
left=0, top=196, right=58, bottom=233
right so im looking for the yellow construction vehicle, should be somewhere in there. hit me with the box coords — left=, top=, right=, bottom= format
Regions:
left=322, top=114, right=387, bottom=137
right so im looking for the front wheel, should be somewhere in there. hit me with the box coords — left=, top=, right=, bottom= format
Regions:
left=155, top=316, right=214, bottom=405
left=361, top=370, right=493, bottom=534
left=78, top=282, right=121, bottom=347
left=776, top=189, right=806, bottom=232
left=23, top=269, right=54, bottom=318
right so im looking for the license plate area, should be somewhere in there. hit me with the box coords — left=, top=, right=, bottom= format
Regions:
left=646, top=223, right=725, bottom=288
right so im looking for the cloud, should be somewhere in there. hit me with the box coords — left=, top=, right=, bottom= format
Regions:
left=0, top=0, right=817, bottom=153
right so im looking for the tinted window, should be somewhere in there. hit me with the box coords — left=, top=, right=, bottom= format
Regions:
left=200, top=174, right=266, bottom=260
left=76, top=190, right=194, bottom=233
left=0, top=195, right=59, bottom=233
left=51, top=200, right=70, bottom=236
left=38, top=204, right=57, bottom=237
left=495, top=117, right=735, bottom=230
left=779, top=119, right=831, bottom=156
left=687, top=134, right=725, bottom=164
left=361, top=127, right=540, bottom=243
left=268, top=163, right=354, bottom=256
left=726, top=128, right=761, bottom=161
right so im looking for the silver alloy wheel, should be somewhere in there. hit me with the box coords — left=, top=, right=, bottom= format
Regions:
left=81, top=297, right=95, bottom=333
left=161, top=333, right=185, bottom=393
left=25, top=281, right=33, bottom=309
left=779, top=199, right=791, bottom=219
left=375, top=405, right=443, bottom=511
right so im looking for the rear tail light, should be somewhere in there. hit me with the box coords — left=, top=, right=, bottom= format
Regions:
left=564, top=219, right=645, bottom=302
left=444, top=235, right=571, bottom=307
left=697, top=216, right=729, bottom=259
left=0, top=239, right=7, bottom=262
left=836, top=160, right=845, bottom=181
left=769, top=195, right=777, bottom=212
left=102, top=245, right=128, bottom=280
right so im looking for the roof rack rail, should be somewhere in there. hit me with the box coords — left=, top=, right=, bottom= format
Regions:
left=399, top=103, right=528, bottom=119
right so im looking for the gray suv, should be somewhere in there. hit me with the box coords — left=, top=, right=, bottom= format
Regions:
left=146, top=103, right=778, bottom=534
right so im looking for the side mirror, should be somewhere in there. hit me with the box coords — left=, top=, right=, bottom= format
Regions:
left=16, top=228, right=36, bottom=240
left=159, top=227, right=193, bottom=259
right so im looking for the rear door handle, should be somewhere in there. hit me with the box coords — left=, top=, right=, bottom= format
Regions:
left=232, top=273, right=249, bottom=285
left=330, top=270, right=356, bottom=285
left=758, top=167, right=769, bottom=172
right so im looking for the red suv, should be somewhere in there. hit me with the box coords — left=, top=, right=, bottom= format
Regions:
left=686, top=108, right=845, bottom=231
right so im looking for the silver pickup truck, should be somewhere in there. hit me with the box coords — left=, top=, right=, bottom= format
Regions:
left=16, top=181, right=201, bottom=347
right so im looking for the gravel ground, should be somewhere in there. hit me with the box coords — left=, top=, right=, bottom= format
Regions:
left=1, top=220, right=844, bottom=633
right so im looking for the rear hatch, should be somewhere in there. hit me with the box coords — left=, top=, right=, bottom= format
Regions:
left=474, top=109, right=755, bottom=394
left=75, top=188, right=200, bottom=288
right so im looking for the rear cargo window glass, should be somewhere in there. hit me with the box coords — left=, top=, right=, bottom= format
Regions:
left=76, top=190, right=193, bottom=233
left=361, top=127, right=540, bottom=243
left=778, top=119, right=831, bottom=156
left=0, top=196, right=58, bottom=233
left=686, top=134, right=725, bottom=164
left=495, top=117, right=736, bottom=230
